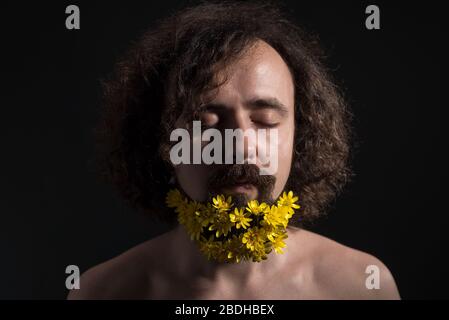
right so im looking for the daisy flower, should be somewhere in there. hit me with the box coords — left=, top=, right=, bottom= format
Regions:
left=271, top=232, right=288, bottom=254
left=212, top=195, right=233, bottom=212
left=246, top=200, right=269, bottom=216
left=208, top=209, right=234, bottom=238
left=229, top=208, right=253, bottom=229
left=277, top=191, right=300, bottom=215
left=242, top=227, right=267, bottom=252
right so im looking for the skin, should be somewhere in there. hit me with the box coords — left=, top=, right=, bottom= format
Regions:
left=68, top=40, right=400, bottom=300
left=175, top=40, right=295, bottom=202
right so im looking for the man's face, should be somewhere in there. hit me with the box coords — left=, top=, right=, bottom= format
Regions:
left=174, top=40, right=295, bottom=203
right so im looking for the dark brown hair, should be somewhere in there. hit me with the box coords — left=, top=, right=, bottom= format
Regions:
left=95, top=1, right=353, bottom=226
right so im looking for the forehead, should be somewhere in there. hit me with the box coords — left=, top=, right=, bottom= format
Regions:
left=203, top=40, right=295, bottom=111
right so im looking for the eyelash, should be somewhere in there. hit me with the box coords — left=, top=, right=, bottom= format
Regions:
left=199, top=113, right=280, bottom=129
left=252, top=120, right=279, bottom=128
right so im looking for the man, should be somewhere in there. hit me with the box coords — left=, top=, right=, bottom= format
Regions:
left=69, top=2, right=400, bottom=299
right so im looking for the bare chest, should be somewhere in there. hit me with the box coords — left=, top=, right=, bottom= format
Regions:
left=147, top=270, right=328, bottom=299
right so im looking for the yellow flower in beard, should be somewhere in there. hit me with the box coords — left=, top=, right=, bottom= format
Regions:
left=277, top=191, right=300, bottom=216
left=208, top=208, right=234, bottom=238
left=212, top=194, right=233, bottom=212
left=276, top=205, right=291, bottom=228
left=225, top=235, right=248, bottom=263
left=262, top=223, right=279, bottom=242
left=229, top=208, right=252, bottom=229
left=166, top=189, right=187, bottom=213
left=246, top=200, right=269, bottom=216
left=182, top=201, right=204, bottom=240
left=263, top=205, right=284, bottom=227
left=271, top=232, right=288, bottom=254
left=199, top=203, right=215, bottom=227
left=168, top=188, right=300, bottom=263
left=242, top=227, right=267, bottom=252
left=198, top=235, right=220, bottom=261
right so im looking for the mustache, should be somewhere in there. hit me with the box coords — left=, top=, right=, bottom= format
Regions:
left=207, top=164, right=276, bottom=203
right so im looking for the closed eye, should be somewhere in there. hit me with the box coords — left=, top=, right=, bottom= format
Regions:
left=251, top=120, right=280, bottom=128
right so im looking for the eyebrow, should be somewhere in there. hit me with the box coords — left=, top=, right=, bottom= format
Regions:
left=200, top=97, right=289, bottom=116
left=246, top=97, right=289, bottom=116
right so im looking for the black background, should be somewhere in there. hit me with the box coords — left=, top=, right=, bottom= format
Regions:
left=1, top=0, right=447, bottom=299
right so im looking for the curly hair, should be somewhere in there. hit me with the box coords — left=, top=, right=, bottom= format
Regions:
left=94, top=1, right=353, bottom=226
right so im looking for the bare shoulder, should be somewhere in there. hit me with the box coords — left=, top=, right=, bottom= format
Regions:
left=288, top=228, right=400, bottom=300
left=67, top=235, right=165, bottom=300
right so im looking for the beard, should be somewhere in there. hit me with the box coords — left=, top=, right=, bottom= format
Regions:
left=207, top=164, right=276, bottom=207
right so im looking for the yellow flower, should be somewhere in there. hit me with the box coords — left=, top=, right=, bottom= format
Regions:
left=166, top=189, right=188, bottom=215
left=229, top=208, right=253, bottom=229
left=246, top=200, right=269, bottom=216
left=198, top=235, right=220, bottom=261
left=166, top=189, right=183, bottom=207
left=242, top=227, right=267, bottom=252
left=212, top=195, right=233, bottom=212
left=208, top=209, right=234, bottom=238
left=262, top=224, right=279, bottom=242
left=263, top=205, right=283, bottom=227
left=224, top=235, right=247, bottom=263
left=184, top=219, right=203, bottom=241
left=271, top=232, right=288, bottom=254
left=251, top=247, right=269, bottom=262
left=168, top=188, right=300, bottom=263
left=198, top=203, right=215, bottom=227
left=276, top=205, right=291, bottom=228
left=211, top=241, right=227, bottom=262
left=277, top=191, right=300, bottom=215
left=182, top=201, right=204, bottom=240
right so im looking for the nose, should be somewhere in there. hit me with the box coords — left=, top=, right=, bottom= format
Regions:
left=224, top=110, right=257, bottom=165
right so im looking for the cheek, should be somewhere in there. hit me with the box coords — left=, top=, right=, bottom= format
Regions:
left=277, top=125, right=294, bottom=166
left=272, top=125, right=294, bottom=193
